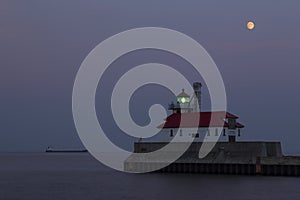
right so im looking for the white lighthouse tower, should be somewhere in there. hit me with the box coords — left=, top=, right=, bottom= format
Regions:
left=176, top=89, right=191, bottom=113
left=168, top=82, right=202, bottom=114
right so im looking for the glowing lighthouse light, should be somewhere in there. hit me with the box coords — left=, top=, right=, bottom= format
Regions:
left=177, top=89, right=190, bottom=104
left=247, top=21, right=255, bottom=30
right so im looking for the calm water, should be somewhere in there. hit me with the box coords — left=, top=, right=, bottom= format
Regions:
left=0, top=153, right=299, bottom=200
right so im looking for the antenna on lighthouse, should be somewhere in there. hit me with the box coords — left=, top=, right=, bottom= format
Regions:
left=193, top=82, right=202, bottom=112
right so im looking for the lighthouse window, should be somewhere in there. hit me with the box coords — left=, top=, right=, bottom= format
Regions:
left=223, top=129, right=226, bottom=136
left=207, top=129, right=210, bottom=136
left=195, top=133, right=199, bottom=138
left=170, top=129, right=173, bottom=137
left=180, top=129, right=183, bottom=136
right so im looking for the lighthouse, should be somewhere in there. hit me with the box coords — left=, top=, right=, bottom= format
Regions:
left=176, top=89, right=191, bottom=113
left=169, top=82, right=202, bottom=114
left=153, top=82, right=244, bottom=143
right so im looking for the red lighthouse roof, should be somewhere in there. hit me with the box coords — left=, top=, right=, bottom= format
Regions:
left=158, top=111, right=244, bottom=129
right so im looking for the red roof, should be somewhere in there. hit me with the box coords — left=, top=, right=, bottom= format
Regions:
left=158, top=111, right=244, bottom=128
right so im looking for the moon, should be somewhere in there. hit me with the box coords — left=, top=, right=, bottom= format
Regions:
left=247, top=21, right=255, bottom=30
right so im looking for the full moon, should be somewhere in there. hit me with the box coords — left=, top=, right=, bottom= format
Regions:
left=247, top=21, right=255, bottom=30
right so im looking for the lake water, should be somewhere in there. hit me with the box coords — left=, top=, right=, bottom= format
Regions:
left=0, top=153, right=299, bottom=200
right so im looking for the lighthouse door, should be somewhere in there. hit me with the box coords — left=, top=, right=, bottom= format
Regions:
left=228, top=130, right=236, bottom=142
left=229, top=136, right=236, bottom=142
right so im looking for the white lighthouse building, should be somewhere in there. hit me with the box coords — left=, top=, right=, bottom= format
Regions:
left=144, top=82, right=244, bottom=143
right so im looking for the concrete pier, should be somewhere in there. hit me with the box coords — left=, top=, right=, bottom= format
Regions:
left=124, top=142, right=300, bottom=176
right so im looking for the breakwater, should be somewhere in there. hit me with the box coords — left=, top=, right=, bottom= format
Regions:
left=124, top=142, right=300, bottom=176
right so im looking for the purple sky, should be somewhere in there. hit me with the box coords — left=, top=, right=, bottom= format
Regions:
left=1, top=0, right=300, bottom=154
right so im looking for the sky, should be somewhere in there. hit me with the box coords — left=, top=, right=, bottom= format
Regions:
left=1, top=0, right=300, bottom=154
